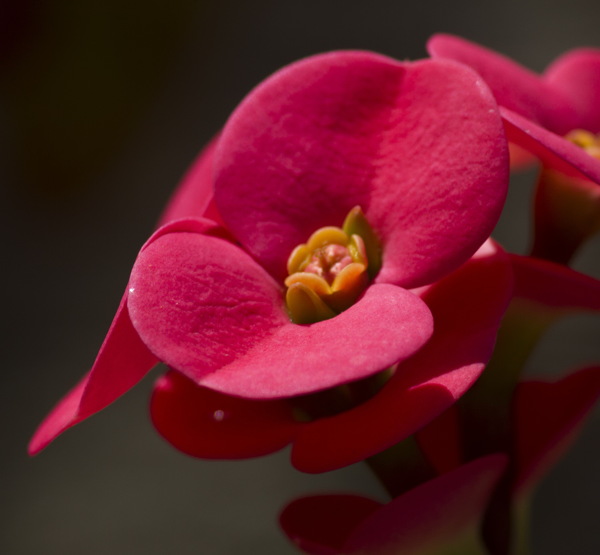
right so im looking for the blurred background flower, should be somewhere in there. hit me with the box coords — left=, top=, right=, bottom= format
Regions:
left=2, top=0, right=599, bottom=553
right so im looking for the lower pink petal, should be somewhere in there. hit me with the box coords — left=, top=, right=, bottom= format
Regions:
left=201, top=284, right=433, bottom=399
left=150, top=371, right=297, bottom=459
left=345, top=455, right=507, bottom=554
left=129, top=227, right=433, bottom=399
left=292, top=246, right=513, bottom=472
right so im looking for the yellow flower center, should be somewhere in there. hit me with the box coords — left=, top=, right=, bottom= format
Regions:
left=565, top=129, right=600, bottom=160
left=285, top=206, right=381, bottom=324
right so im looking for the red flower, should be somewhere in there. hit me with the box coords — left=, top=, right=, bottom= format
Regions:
left=428, top=34, right=600, bottom=184
left=29, top=51, right=509, bottom=462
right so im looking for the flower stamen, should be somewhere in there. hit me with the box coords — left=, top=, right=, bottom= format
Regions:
left=285, top=206, right=381, bottom=324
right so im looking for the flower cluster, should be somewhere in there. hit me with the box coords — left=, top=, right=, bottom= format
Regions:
left=30, top=39, right=599, bottom=554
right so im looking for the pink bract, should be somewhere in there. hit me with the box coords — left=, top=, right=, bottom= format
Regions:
left=513, top=365, right=600, bottom=495
left=417, top=255, right=600, bottom=492
left=214, top=51, right=507, bottom=287
left=279, top=455, right=507, bottom=555
left=418, top=365, right=600, bottom=500
left=30, top=50, right=509, bottom=455
left=150, top=242, right=512, bottom=472
left=427, top=34, right=600, bottom=183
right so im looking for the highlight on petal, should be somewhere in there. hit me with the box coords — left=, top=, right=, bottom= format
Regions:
left=280, top=455, right=507, bottom=555
left=128, top=227, right=434, bottom=399
left=214, top=50, right=508, bottom=288
left=28, top=295, right=158, bottom=455
left=427, top=34, right=578, bottom=134
left=150, top=371, right=297, bottom=459
left=513, top=366, right=600, bottom=495
left=291, top=244, right=513, bottom=472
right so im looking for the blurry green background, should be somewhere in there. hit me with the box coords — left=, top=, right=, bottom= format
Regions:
left=2, top=1, right=599, bottom=553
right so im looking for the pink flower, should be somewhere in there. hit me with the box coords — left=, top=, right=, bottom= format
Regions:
left=419, top=365, right=600, bottom=496
left=279, top=455, right=507, bottom=555
left=29, top=51, right=509, bottom=459
left=416, top=256, right=600, bottom=547
left=419, top=255, right=600, bottom=476
left=427, top=34, right=600, bottom=184
left=149, top=243, right=512, bottom=472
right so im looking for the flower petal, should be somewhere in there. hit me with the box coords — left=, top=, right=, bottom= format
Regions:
left=502, top=107, right=600, bottom=183
left=28, top=295, right=158, bottom=455
left=513, top=366, right=600, bottom=495
left=280, top=495, right=381, bottom=555
left=128, top=230, right=286, bottom=381
left=427, top=34, right=578, bottom=134
left=28, top=218, right=224, bottom=455
left=214, top=50, right=508, bottom=287
left=292, top=244, right=513, bottom=472
left=544, top=48, right=600, bottom=134
left=280, top=456, right=506, bottom=555
left=128, top=227, right=433, bottom=399
left=510, top=254, right=600, bottom=311
left=150, top=371, right=297, bottom=459
left=345, top=455, right=507, bottom=554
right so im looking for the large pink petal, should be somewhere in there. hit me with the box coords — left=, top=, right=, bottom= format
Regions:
left=214, top=51, right=508, bottom=288
left=150, top=371, right=297, bottom=459
left=544, top=49, right=600, bottom=134
left=513, top=366, right=600, bottom=495
left=510, top=254, right=600, bottom=311
left=28, top=218, right=224, bottom=455
left=292, top=245, right=513, bottom=472
left=157, top=136, right=223, bottom=226
left=345, top=455, right=507, bottom=554
left=128, top=229, right=433, bottom=399
left=502, top=108, right=600, bottom=184
left=427, top=34, right=578, bottom=134
left=28, top=295, right=158, bottom=455
left=280, top=495, right=381, bottom=555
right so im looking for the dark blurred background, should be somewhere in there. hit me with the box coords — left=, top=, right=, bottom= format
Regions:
left=2, top=1, right=599, bottom=553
